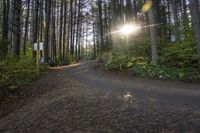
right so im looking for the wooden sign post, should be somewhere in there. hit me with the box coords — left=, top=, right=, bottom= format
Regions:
left=40, top=42, right=44, bottom=63
left=34, top=43, right=39, bottom=76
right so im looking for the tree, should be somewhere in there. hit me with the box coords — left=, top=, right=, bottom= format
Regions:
left=44, top=0, right=51, bottom=61
left=0, top=0, right=198, bottom=65
left=2, top=0, right=9, bottom=40
left=189, top=0, right=200, bottom=63
left=70, top=0, right=74, bottom=56
left=125, top=0, right=133, bottom=22
left=33, top=0, right=39, bottom=58
left=13, top=0, right=21, bottom=57
left=39, top=0, right=44, bottom=42
left=148, top=0, right=159, bottom=62
left=59, top=0, right=64, bottom=61
left=97, top=0, right=104, bottom=51
left=23, top=0, right=30, bottom=55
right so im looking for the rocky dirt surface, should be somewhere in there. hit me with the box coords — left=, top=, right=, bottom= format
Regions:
left=0, top=61, right=200, bottom=133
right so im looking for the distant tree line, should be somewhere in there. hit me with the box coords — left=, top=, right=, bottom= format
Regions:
left=0, top=0, right=200, bottom=64
left=92, top=0, right=200, bottom=63
left=0, top=0, right=87, bottom=63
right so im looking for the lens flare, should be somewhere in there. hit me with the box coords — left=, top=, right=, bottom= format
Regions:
left=120, top=24, right=140, bottom=35
left=142, top=1, right=152, bottom=12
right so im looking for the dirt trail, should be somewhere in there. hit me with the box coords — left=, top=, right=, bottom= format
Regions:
left=0, top=61, right=200, bottom=133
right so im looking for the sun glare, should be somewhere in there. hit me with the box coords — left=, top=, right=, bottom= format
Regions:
left=119, top=24, right=140, bottom=35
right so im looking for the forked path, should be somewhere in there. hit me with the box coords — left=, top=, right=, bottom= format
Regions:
left=0, top=61, right=200, bottom=132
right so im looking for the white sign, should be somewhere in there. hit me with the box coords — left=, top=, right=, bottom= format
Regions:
left=40, top=42, right=43, bottom=51
left=171, top=35, right=176, bottom=43
left=40, top=58, right=44, bottom=63
left=34, top=43, right=38, bottom=51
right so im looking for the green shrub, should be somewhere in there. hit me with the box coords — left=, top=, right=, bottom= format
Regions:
left=129, top=57, right=200, bottom=81
left=65, top=55, right=73, bottom=65
left=131, top=61, right=183, bottom=80
left=182, top=68, right=200, bottom=81
left=101, top=50, right=200, bottom=81
left=96, top=56, right=103, bottom=63
left=0, top=55, right=48, bottom=91
left=0, top=39, right=10, bottom=59
left=160, top=37, right=199, bottom=68
left=128, top=34, right=151, bottom=57
left=100, top=32, right=200, bottom=82
left=126, top=56, right=148, bottom=68
left=102, top=50, right=129, bottom=71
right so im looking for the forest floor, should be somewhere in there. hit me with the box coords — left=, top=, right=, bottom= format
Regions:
left=0, top=61, right=200, bottom=133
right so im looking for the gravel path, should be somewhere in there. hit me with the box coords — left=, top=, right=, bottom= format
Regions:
left=0, top=61, right=200, bottom=133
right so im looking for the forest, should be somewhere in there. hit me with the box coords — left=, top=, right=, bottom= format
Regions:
left=0, top=0, right=200, bottom=91
left=1, top=0, right=200, bottom=132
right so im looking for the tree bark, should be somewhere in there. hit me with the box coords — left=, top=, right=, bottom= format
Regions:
left=189, top=0, right=200, bottom=62
left=39, top=0, right=44, bottom=42
left=59, top=0, right=64, bottom=61
left=2, top=0, right=9, bottom=40
left=44, top=0, right=51, bottom=61
left=98, top=0, right=104, bottom=51
left=33, top=0, right=39, bottom=58
left=148, top=2, right=159, bottom=62
left=70, top=0, right=74, bottom=56
left=13, top=0, right=21, bottom=57
left=62, top=0, right=68, bottom=61
left=23, top=0, right=30, bottom=55
left=125, top=0, right=132, bottom=22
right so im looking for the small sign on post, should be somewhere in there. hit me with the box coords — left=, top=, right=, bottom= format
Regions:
left=34, top=43, right=39, bottom=76
left=39, top=42, right=44, bottom=64
left=40, top=42, right=43, bottom=51
left=34, top=43, right=38, bottom=51
left=171, top=35, right=176, bottom=43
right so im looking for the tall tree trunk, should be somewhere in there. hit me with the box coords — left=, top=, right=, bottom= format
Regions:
left=39, top=0, right=43, bottom=42
left=189, top=0, right=200, bottom=62
left=98, top=0, right=104, bottom=51
left=133, top=0, right=137, bottom=20
left=78, top=10, right=83, bottom=60
left=44, top=0, right=51, bottom=61
left=33, top=0, right=39, bottom=58
left=148, top=1, right=159, bottom=62
left=2, top=0, right=9, bottom=40
left=13, top=0, right=21, bottom=57
left=182, top=0, right=188, bottom=22
left=75, top=0, right=81, bottom=60
left=125, top=0, right=132, bottom=22
left=167, top=0, right=171, bottom=38
left=62, top=0, right=67, bottom=61
left=6, top=0, right=10, bottom=38
left=9, top=1, right=14, bottom=51
left=23, top=0, right=30, bottom=55
left=154, top=0, right=162, bottom=37
left=70, top=0, right=74, bottom=56
left=104, top=3, right=109, bottom=45
left=110, top=0, right=121, bottom=49
left=52, top=2, right=56, bottom=62
left=73, top=0, right=78, bottom=58
left=59, top=0, right=64, bottom=61
left=67, top=3, right=71, bottom=56
left=93, top=21, right=96, bottom=58
left=172, top=0, right=180, bottom=40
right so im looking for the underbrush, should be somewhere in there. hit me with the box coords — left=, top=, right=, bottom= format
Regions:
left=130, top=58, right=200, bottom=81
left=101, top=36, right=200, bottom=82
left=102, top=52, right=200, bottom=81
left=0, top=55, right=48, bottom=99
